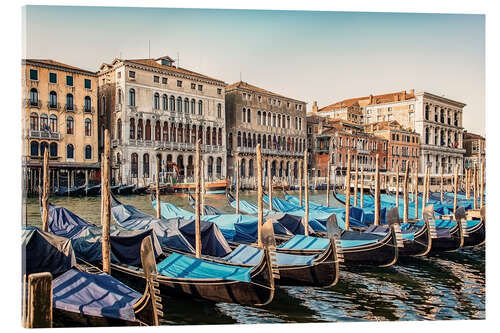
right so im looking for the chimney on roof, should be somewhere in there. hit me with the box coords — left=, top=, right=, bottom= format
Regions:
left=369, top=94, right=373, bottom=104
left=410, top=89, right=415, bottom=96
left=312, top=101, right=318, bottom=113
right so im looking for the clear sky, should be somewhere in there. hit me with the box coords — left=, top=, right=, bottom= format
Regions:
left=23, top=6, right=485, bottom=135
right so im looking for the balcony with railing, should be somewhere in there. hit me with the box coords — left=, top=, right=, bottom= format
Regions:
left=65, top=104, right=77, bottom=112
left=84, top=106, right=95, bottom=114
left=29, top=130, right=60, bottom=140
left=25, top=99, right=41, bottom=108
left=47, top=102, right=61, bottom=111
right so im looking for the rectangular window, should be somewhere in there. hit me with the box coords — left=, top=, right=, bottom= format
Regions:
left=117, top=72, right=121, bottom=78
left=177, top=80, right=182, bottom=87
left=66, top=75, right=73, bottom=86
left=217, top=88, right=222, bottom=95
left=162, top=77, right=167, bottom=84
left=29, top=69, right=38, bottom=81
left=49, top=72, right=57, bottom=83
left=84, top=79, right=91, bottom=89
left=198, top=85, right=203, bottom=91
left=153, top=76, right=159, bottom=83
left=129, top=71, right=135, bottom=78
left=191, top=83, right=196, bottom=89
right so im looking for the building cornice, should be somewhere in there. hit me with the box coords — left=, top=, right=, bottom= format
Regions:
left=416, top=91, right=466, bottom=108
left=226, top=86, right=307, bottom=105
left=23, top=59, right=97, bottom=77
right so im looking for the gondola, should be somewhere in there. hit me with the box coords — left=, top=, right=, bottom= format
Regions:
left=463, top=206, right=485, bottom=247
left=187, top=193, right=226, bottom=215
left=427, top=206, right=467, bottom=253
left=110, top=185, right=121, bottom=194
left=48, top=201, right=277, bottom=306
left=147, top=197, right=342, bottom=287
left=118, top=184, right=136, bottom=195
left=227, top=191, right=400, bottom=267
left=133, top=185, right=150, bottom=195
left=23, top=226, right=161, bottom=327
left=85, top=184, right=101, bottom=196
left=55, top=185, right=86, bottom=197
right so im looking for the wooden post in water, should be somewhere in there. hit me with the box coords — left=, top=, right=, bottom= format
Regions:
left=354, top=157, right=359, bottom=207
left=304, top=149, right=309, bottom=235
left=422, top=166, right=427, bottom=212
left=395, top=167, right=400, bottom=208
left=473, top=165, right=478, bottom=210
left=268, top=159, right=273, bottom=211
left=426, top=165, right=431, bottom=203
left=257, top=144, right=263, bottom=246
left=201, top=159, right=205, bottom=216
left=480, top=160, right=485, bottom=208
left=345, top=151, right=351, bottom=230
left=466, top=168, right=471, bottom=200
left=453, top=163, right=459, bottom=215
left=41, top=150, right=49, bottom=232
left=101, top=129, right=111, bottom=274
left=360, top=167, right=364, bottom=208
left=194, top=139, right=202, bottom=258
left=374, top=154, right=381, bottom=226
left=440, top=166, right=444, bottom=201
left=403, top=166, right=409, bottom=223
left=156, top=156, right=161, bottom=219
left=326, top=163, right=331, bottom=207
left=25, top=272, right=52, bottom=328
left=414, top=168, right=419, bottom=219
left=298, top=161, right=303, bottom=207
left=235, top=156, right=240, bottom=214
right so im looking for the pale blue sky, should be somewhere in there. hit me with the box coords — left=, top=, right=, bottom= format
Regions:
left=24, top=6, right=485, bottom=135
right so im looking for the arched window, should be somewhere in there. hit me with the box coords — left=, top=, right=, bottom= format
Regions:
left=198, top=126, right=203, bottom=144
left=129, top=89, right=135, bottom=106
left=268, top=113, right=272, bottom=127
left=84, top=118, right=92, bottom=136
left=454, top=112, right=458, bottom=126
left=178, top=124, right=183, bottom=143
left=273, top=114, right=276, bottom=127
left=30, top=88, right=38, bottom=106
left=212, top=127, right=217, bottom=146
left=228, top=132, right=233, bottom=149
left=191, top=99, right=196, bottom=114
left=184, top=125, right=190, bottom=143
left=155, top=121, right=161, bottom=141
left=242, top=132, right=247, bottom=147
left=49, top=115, right=57, bottom=132
left=257, top=134, right=261, bottom=145
left=84, top=145, right=92, bottom=160
left=129, top=118, right=135, bottom=139
left=118, top=89, right=122, bottom=104
left=177, top=97, right=182, bottom=113
left=440, top=109, right=445, bottom=123
left=242, top=108, right=246, bottom=122
left=40, top=114, right=48, bottom=131
left=217, top=103, right=222, bottom=118
left=131, top=153, right=138, bottom=177
left=262, top=112, right=267, bottom=126
left=49, top=142, right=57, bottom=157
left=216, top=157, right=222, bottom=178
left=145, top=119, right=151, bottom=140
left=170, top=123, right=176, bottom=142
left=198, top=100, right=203, bottom=115
left=248, top=159, right=254, bottom=177
left=184, top=98, right=189, bottom=113
left=218, top=128, right=222, bottom=146
left=240, top=159, right=246, bottom=178
left=237, top=131, right=241, bottom=147
left=66, top=144, right=74, bottom=159
left=162, top=94, right=167, bottom=110
left=30, top=113, right=39, bottom=131
left=154, top=93, right=160, bottom=109
left=262, top=134, right=266, bottom=148
left=137, top=119, right=143, bottom=140
left=191, top=125, right=197, bottom=143
left=257, top=111, right=261, bottom=125
left=425, top=127, right=430, bottom=144
left=163, top=121, right=168, bottom=141
left=207, top=156, right=214, bottom=178
left=30, top=141, right=39, bottom=156
left=84, top=96, right=91, bottom=112
left=247, top=109, right=251, bottom=123
left=247, top=133, right=252, bottom=147
left=287, top=116, right=290, bottom=129
left=278, top=114, right=281, bottom=128
left=40, top=142, right=48, bottom=156
left=143, top=153, right=150, bottom=178
left=49, top=91, right=57, bottom=108
left=169, top=96, right=175, bottom=111
left=117, top=118, right=122, bottom=140
left=206, top=127, right=211, bottom=145
left=425, top=105, right=429, bottom=120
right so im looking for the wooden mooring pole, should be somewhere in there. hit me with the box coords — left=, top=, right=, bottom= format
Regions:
left=453, top=164, right=459, bottom=215
left=257, top=144, right=263, bottom=246
left=235, top=156, right=240, bottom=214
left=395, top=167, right=400, bottom=208
left=268, top=159, right=273, bottom=211
left=194, top=139, right=202, bottom=258
left=345, top=151, right=351, bottom=230
left=156, top=156, right=161, bottom=219
left=304, top=149, right=309, bottom=235
left=414, top=168, right=419, bottom=220
left=354, top=157, right=359, bottom=207
left=298, top=161, right=303, bottom=207
left=403, top=166, right=409, bottom=223
left=25, top=272, right=52, bottom=328
left=360, top=167, right=364, bottom=208
left=41, top=150, right=49, bottom=232
left=440, top=166, right=444, bottom=202
left=101, top=129, right=111, bottom=274
left=201, top=159, right=205, bottom=216
left=480, top=160, right=485, bottom=208
left=374, top=154, right=381, bottom=226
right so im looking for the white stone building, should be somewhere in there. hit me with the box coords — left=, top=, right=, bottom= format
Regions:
left=97, top=56, right=227, bottom=185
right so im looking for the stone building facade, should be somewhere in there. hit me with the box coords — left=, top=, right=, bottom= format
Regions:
left=225, top=81, right=307, bottom=184
left=364, top=120, right=421, bottom=173
left=463, top=131, right=485, bottom=170
left=22, top=59, right=99, bottom=193
left=97, top=56, right=227, bottom=185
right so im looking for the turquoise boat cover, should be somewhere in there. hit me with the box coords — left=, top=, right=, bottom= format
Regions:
left=157, top=252, right=252, bottom=282
left=53, top=268, right=141, bottom=322
left=278, top=234, right=379, bottom=250
left=223, top=244, right=317, bottom=267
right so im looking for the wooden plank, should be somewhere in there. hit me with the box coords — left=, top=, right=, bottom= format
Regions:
left=102, top=130, right=111, bottom=274
left=26, top=272, right=52, bottom=328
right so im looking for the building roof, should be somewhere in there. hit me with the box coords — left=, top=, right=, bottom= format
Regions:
left=23, top=59, right=97, bottom=75
left=318, top=96, right=366, bottom=112
left=463, top=132, right=485, bottom=141
left=225, top=81, right=306, bottom=104
left=124, top=58, right=226, bottom=84
left=318, top=90, right=416, bottom=112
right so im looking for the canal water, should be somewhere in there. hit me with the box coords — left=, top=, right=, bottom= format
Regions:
left=24, top=191, right=485, bottom=324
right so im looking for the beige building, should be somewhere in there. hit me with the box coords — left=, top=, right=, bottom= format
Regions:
left=22, top=59, right=98, bottom=194
left=97, top=56, right=227, bottom=185
left=225, top=81, right=307, bottom=185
